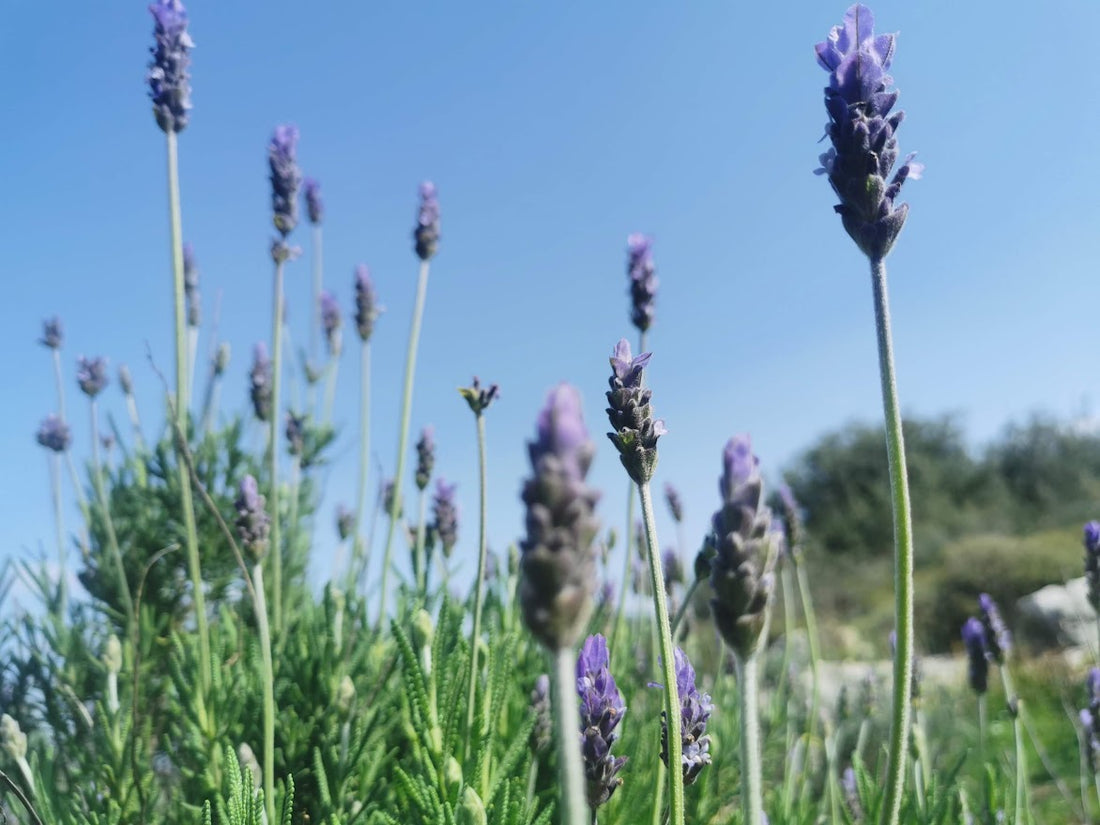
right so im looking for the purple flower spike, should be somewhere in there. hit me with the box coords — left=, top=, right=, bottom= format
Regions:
left=269, top=125, right=302, bottom=237
left=659, top=647, right=712, bottom=786
left=606, top=339, right=665, bottom=485
left=775, top=483, right=805, bottom=556
left=353, top=265, right=380, bottom=342
left=235, top=475, right=270, bottom=563
left=529, top=674, right=552, bottom=754
left=320, top=290, right=342, bottom=356
left=303, top=177, right=324, bottom=226
left=841, top=767, right=863, bottom=820
left=1082, top=668, right=1100, bottom=772
left=961, top=617, right=988, bottom=695
left=576, top=634, right=628, bottom=808
left=1084, top=521, right=1100, bottom=612
left=249, top=343, right=273, bottom=422
left=36, top=414, right=71, bottom=453
left=77, top=356, right=109, bottom=398
left=147, top=0, right=193, bottom=134
left=414, top=181, right=441, bottom=260
left=40, top=317, right=63, bottom=350
left=432, top=478, right=459, bottom=558
left=978, top=593, right=1011, bottom=665
left=415, top=426, right=435, bottom=491
left=183, top=242, right=200, bottom=327
left=626, top=234, right=658, bottom=333
left=662, top=549, right=684, bottom=592
left=709, top=434, right=776, bottom=658
left=519, top=384, right=600, bottom=650
left=665, top=483, right=683, bottom=523
left=285, top=411, right=307, bottom=457
left=815, top=5, right=922, bottom=260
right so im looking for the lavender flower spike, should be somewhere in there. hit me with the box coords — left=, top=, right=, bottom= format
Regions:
left=626, top=234, right=658, bottom=333
left=529, top=674, right=552, bottom=754
left=605, top=338, right=667, bottom=484
left=961, top=617, right=988, bottom=695
left=1081, top=668, right=1100, bottom=773
left=320, top=290, right=342, bottom=356
left=413, top=181, right=441, bottom=261
left=40, top=317, right=63, bottom=350
left=977, top=593, right=1011, bottom=665
left=235, top=475, right=270, bottom=563
left=36, top=414, right=71, bottom=453
left=353, top=264, right=381, bottom=342
left=415, top=426, right=435, bottom=491
left=303, top=177, right=324, bottom=226
left=665, top=483, right=684, bottom=523
left=576, top=634, right=628, bottom=808
left=77, top=356, right=109, bottom=398
left=659, top=647, right=712, bottom=786
left=269, top=125, right=302, bottom=237
left=815, top=5, right=922, bottom=259
left=1084, top=521, right=1100, bottom=612
left=249, top=343, right=273, bottom=422
left=183, top=242, right=200, bottom=327
left=147, top=0, right=193, bottom=134
left=708, top=434, right=777, bottom=659
left=519, top=384, right=600, bottom=650
left=432, top=478, right=459, bottom=559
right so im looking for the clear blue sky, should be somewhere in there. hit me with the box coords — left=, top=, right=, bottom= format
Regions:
left=4, top=1, right=1100, bottom=601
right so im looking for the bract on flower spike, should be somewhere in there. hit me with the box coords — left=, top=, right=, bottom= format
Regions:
left=147, top=0, right=193, bottom=133
left=303, top=177, right=323, bottom=226
left=432, top=478, right=458, bottom=558
left=235, top=475, right=270, bottom=563
left=353, top=264, right=381, bottom=342
left=576, top=634, right=627, bottom=808
left=626, top=234, right=658, bottom=333
left=414, top=182, right=440, bottom=260
left=249, top=343, right=273, bottom=422
left=605, top=339, right=666, bottom=485
left=77, top=356, right=109, bottom=398
left=269, top=125, right=302, bottom=238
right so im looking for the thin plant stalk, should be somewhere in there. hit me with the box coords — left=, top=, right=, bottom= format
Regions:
left=351, top=340, right=372, bottom=588
left=1000, top=667, right=1030, bottom=825
left=311, top=226, right=323, bottom=383
left=414, top=490, right=428, bottom=593
left=465, top=412, right=490, bottom=757
left=793, top=551, right=822, bottom=801
left=166, top=131, right=211, bottom=699
left=377, top=260, right=431, bottom=628
left=735, top=650, right=763, bottom=825
left=48, top=454, right=67, bottom=615
left=638, top=482, right=684, bottom=825
left=773, top=565, right=797, bottom=720
left=51, top=350, right=66, bottom=422
left=187, top=326, right=199, bottom=404
left=978, top=695, right=987, bottom=768
left=269, top=259, right=286, bottom=635
left=868, top=255, right=915, bottom=825
left=323, top=357, right=340, bottom=427
left=251, top=563, right=278, bottom=825
left=286, top=456, right=302, bottom=604
left=551, top=646, right=587, bottom=825
left=670, top=577, right=700, bottom=641
left=89, top=399, right=135, bottom=633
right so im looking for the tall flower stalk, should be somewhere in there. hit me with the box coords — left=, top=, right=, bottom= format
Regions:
left=37, top=415, right=72, bottom=613
left=267, top=124, right=303, bottom=635
left=304, top=177, right=324, bottom=388
left=377, top=182, right=439, bottom=628
left=148, top=0, right=210, bottom=708
left=815, top=8, right=922, bottom=823
left=351, top=265, right=380, bottom=589
left=604, top=339, right=682, bottom=825
left=519, top=384, right=600, bottom=825
left=459, top=377, right=500, bottom=757
left=411, top=425, right=435, bottom=591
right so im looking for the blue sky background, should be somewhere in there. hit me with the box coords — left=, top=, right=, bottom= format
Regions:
left=3, top=1, right=1100, bottom=604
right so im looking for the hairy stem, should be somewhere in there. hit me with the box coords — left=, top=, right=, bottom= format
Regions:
left=869, top=255, right=914, bottom=825
left=252, top=563, right=278, bottom=825
left=351, top=339, right=372, bottom=589
left=269, top=258, right=285, bottom=635
left=551, top=645, right=587, bottom=825
left=735, top=651, right=763, bottom=825
left=465, top=412, right=490, bottom=757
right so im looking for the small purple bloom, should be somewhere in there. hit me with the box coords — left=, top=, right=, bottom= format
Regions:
left=626, top=234, right=658, bottom=333
left=36, top=414, right=71, bottom=453
left=815, top=5, right=922, bottom=259
left=285, top=411, right=307, bottom=457
left=978, top=593, right=1011, bottom=665
left=147, top=0, right=193, bottom=133
left=519, top=384, right=600, bottom=650
left=841, top=766, right=863, bottom=820
left=320, top=290, right=342, bottom=356
left=335, top=504, right=354, bottom=542
left=303, top=177, right=324, bottom=226
left=606, top=339, right=666, bottom=485
left=269, top=125, right=302, bottom=237
left=249, top=343, right=273, bottom=422
left=432, top=478, right=459, bottom=558
left=40, top=317, right=63, bottom=350
left=658, top=647, right=712, bottom=785
left=665, top=483, right=683, bottom=523
left=77, top=356, right=109, bottom=398
left=353, top=264, right=380, bottom=342
left=529, top=674, right=552, bottom=754
left=413, top=181, right=441, bottom=260
left=459, top=376, right=500, bottom=415
left=415, top=426, right=435, bottom=491
left=961, top=617, right=988, bottom=695
left=235, top=475, right=270, bottom=562
left=1084, top=521, right=1100, bottom=612
left=576, top=634, right=627, bottom=808
left=183, top=242, right=200, bottom=327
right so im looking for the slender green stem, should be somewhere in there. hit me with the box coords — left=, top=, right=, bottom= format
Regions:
left=414, top=489, right=428, bottom=593
left=269, top=258, right=286, bottom=635
left=311, top=226, right=323, bottom=372
left=51, top=350, right=66, bottom=422
left=48, top=454, right=67, bottom=616
left=187, top=326, right=199, bottom=404
left=351, top=339, right=372, bottom=588
left=377, top=260, right=431, bottom=629
left=651, top=761, right=666, bottom=825
left=978, top=695, right=987, bottom=768
left=551, top=646, right=588, bottom=825
left=167, top=131, right=211, bottom=700
left=735, top=651, right=763, bottom=825
left=90, top=399, right=135, bottom=633
left=610, top=484, right=636, bottom=655
left=670, top=577, right=700, bottom=640
left=869, top=255, right=914, bottom=825
left=323, top=355, right=340, bottom=426
left=251, top=563, right=278, bottom=825
left=1000, top=667, right=1029, bottom=825
left=793, top=555, right=822, bottom=773
left=465, top=412, right=490, bottom=756
left=639, top=483, right=684, bottom=825
left=773, top=566, right=796, bottom=719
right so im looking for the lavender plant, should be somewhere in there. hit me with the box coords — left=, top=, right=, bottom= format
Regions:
left=815, top=7, right=922, bottom=822
left=577, top=634, right=628, bottom=810
left=350, top=264, right=380, bottom=589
